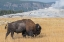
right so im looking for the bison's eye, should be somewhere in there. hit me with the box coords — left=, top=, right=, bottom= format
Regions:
left=38, top=26, right=40, bottom=28
left=38, top=25, right=41, bottom=28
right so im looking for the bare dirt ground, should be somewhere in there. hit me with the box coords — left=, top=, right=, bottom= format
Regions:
left=0, top=17, right=64, bottom=42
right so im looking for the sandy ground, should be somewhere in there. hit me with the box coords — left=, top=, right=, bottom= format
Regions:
left=0, top=17, right=64, bottom=42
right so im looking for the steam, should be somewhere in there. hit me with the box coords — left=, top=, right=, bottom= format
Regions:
left=51, top=0, right=64, bottom=9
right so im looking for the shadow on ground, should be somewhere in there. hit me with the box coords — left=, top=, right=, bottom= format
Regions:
left=13, top=33, right=46, bottom=39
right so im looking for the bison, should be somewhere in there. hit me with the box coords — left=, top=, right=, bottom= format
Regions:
left=5, top=19, right=41, bottom=39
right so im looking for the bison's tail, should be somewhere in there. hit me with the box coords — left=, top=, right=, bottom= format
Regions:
left=5, top=24, right=8, bottom=29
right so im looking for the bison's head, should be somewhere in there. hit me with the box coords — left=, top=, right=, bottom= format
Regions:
left=35, top=24, right=41, bottom=35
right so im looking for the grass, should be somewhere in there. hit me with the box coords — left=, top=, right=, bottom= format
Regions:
left=0, top=17, right=64, bottom=42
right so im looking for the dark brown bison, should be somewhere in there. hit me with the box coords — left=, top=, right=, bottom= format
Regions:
left=5, top=19, right=41, bottom=39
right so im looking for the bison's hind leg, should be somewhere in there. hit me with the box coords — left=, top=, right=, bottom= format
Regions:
left=11, top=31, right=14, bottom=39
left=5, top=31, right=10, bottom=39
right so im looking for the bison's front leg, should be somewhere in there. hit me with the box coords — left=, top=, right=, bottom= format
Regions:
left=28, top=31, right=34, bottom=37
left=22, top=31, right=26, bottom=37
left=22, top=33, right=26, bottom=37
left=11, top=31, right=14, bottom=39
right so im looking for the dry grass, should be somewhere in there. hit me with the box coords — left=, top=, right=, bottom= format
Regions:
left=0, top=17, right=64, bottom=42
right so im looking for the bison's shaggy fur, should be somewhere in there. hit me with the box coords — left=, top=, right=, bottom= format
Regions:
left=5, top=19, right=41, bottom=39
